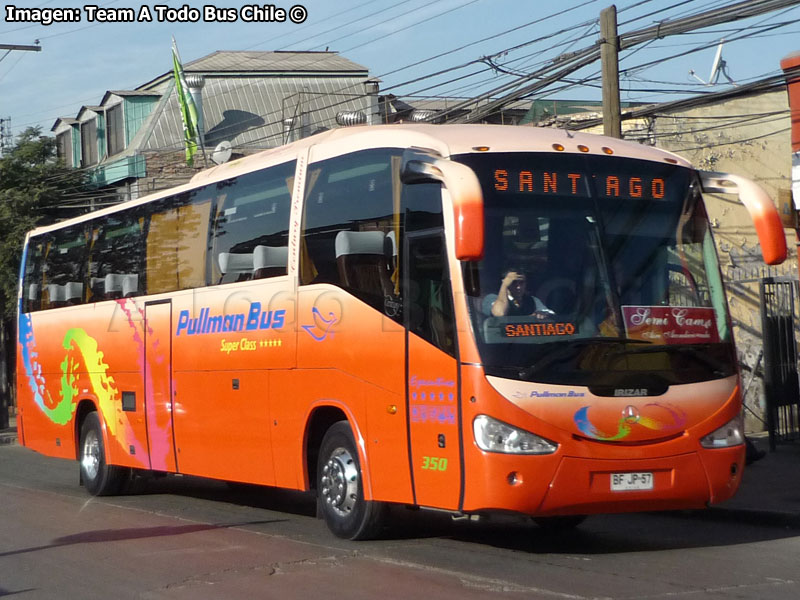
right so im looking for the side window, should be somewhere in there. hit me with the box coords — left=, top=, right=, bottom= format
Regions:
left=406, top=234, right=456, bottom=356
left=401, top=181, right=445, bottom=234
left=211, top=161, right=294, bottom=285
left=22, top=237, right=47, bottom=313
left=300, top=149, right=398, bottom=313
left=145, top=194, right=212, bottom=294
left=300, top=149, right=446, bottom=323
left=87, top=211, right=145, bottom=301
left=402, top=182, right=452, bottom=355
left=41, top=225, right=89, bottom=308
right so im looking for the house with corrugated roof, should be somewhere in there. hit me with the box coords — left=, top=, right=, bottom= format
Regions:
left=52, top=50, right=377, bottom=206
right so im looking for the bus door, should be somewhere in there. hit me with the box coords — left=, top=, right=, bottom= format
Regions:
left=405, top=231, right=462, bottom=510
left=143, top=300, right=178, bottom=472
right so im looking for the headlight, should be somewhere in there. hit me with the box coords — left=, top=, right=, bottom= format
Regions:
left=473, top=415, right=558, bottom=455
left=700, top=413, right=744, bottom=448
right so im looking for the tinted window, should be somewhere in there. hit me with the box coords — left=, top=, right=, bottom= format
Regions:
left=87, top=211, right=145, bottom=301
left=22, top=237, right=47, bottom=313
left=300, top=149, right=398, bottom=313
left=406, top=234, right=456, bottom=356
left=211, top=161, right=294, bottom=284
left=301, top=148, right=445, bottom=323
left=39, top=225, right=88, bottom=308
left=145, top=194, right=212, bottom=294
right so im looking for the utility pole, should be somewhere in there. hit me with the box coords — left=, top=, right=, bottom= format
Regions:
left=0, top=45, right=41, bottom=147
left=600, top=5, right=622, bottom=139
left=0, top=118, right=11, bottom=157
left=449, top=0, right=799, bottom=125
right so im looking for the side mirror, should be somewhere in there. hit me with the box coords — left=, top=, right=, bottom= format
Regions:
left=700, top=171, right=787, bottom=265
left=401, top=150, right=484, bottom=261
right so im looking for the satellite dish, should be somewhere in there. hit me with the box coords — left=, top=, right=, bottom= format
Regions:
left=211, top=141, right=232, bottom=165
left=708, top=41, right=725, bottom=84
left=689, top=40, right=736, bottom=86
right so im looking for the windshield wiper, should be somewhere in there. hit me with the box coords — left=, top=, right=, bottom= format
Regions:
left=518, top=337, right=651, bottom=380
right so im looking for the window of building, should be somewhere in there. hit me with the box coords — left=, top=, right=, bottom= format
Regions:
left=56, top=131, right=73, bottom=168
left=106, top=104, right=124, bottom=156
left=80, top=119, right=98, bottom=166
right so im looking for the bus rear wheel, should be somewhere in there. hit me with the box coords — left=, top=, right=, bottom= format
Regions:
left=317, top=421, right=385, bottom=540
left=79, top=412, right=128, bottom=496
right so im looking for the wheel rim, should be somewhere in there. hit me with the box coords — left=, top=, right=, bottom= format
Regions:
left=82, top=429, right=101, bottom=481
left=321, top=446, right=359, bottom=517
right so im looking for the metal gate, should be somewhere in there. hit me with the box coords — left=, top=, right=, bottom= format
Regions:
left=759, top=278, right=800, bottom=449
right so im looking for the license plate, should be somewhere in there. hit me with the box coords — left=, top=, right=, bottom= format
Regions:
left=611, top=472, right=653, bottom=491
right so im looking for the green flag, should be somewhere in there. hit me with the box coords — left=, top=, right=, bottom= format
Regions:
left=172, top=38, right=199, bottom=166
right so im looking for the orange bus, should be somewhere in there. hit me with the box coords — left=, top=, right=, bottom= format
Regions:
left=16, top=124, right=786, bottom=539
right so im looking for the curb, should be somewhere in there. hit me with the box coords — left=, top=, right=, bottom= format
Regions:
left=706, top=506, right=800, bottom=528
left=0, top=432, right=17, bottom=446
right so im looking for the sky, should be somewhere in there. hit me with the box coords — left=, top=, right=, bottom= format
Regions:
left=1, top=0, right=800, bottom=142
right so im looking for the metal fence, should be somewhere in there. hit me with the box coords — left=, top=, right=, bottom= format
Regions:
left=759, top=278, right=800, bottom=449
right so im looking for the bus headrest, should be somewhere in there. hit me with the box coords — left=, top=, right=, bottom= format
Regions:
left=218, top=252, right=254, bottom=275
left=334, top=230, right=386, bottom=258
left=253, top=245, right=288, bottom=270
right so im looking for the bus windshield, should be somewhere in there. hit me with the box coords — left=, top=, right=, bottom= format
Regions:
left=455, top=152, right=736, bottom=388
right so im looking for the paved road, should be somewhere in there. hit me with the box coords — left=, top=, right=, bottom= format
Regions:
left=1, top=444, right=799, bottom=599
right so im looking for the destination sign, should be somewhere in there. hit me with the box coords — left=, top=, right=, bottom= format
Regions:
left=493, top=169, right=667, bottom=200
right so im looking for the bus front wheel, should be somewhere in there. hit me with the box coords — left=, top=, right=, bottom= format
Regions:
left=79, top=412, right=128, bottom=496
left=317, top=421, right=385, bottom=540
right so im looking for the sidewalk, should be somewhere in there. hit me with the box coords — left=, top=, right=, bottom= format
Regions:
left=0, top=415, right=16, bottom=446
left=712, top=433, right=800, bottom=525
left=1, top=419, right=797, bottom=523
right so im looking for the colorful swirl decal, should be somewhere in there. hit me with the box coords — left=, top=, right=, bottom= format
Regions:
left=574, top=403, right=687, bottom=441
left=19, top=313, right=76, bottom=425
left=116, top=298, right=173, bottom=471
left=18, top=303, right=160, bottom=466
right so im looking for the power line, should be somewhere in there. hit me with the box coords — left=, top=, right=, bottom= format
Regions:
left=440, top=0, right=800, bottom=124
left=14, top=1, right=800, bottom=199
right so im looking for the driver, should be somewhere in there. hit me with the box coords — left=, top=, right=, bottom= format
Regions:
left=490, top=268, right=555, bottom=319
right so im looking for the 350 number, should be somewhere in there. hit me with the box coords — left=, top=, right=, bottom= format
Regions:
left=421, top=456, right=448, bottom=471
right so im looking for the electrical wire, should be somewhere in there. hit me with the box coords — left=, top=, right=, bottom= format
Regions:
left=6, top=1, right=585, bottom=135
left=12, top=1, right=800, bottom=198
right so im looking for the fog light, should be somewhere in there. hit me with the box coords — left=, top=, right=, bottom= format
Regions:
left=507, top=471, right=522, bottom=486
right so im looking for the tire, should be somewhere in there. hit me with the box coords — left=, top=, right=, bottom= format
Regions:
left=533, top=515, right=586, bottom=532
left=79, top=412, right=128, bottom=496
left=317, top=421, right=385, bottom=540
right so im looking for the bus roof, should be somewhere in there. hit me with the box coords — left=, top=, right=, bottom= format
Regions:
left=28, top=124, right=691, bottom=237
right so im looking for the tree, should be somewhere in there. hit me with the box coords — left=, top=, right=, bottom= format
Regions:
left=0, top=127, right=87, bottom=429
